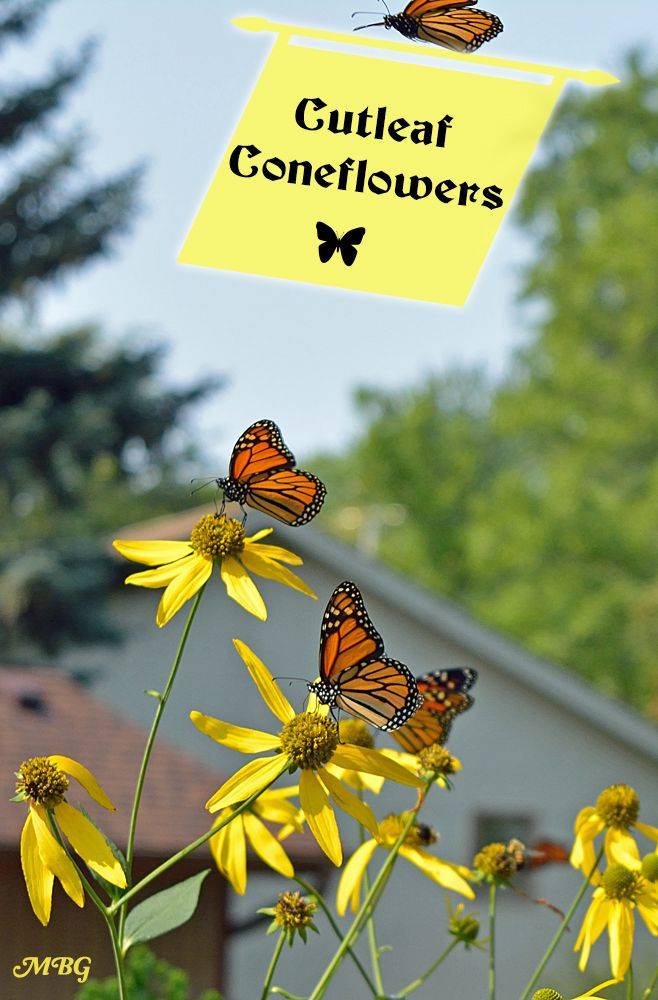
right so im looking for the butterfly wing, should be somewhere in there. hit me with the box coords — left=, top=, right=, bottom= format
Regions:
left=228, top=420, right=295, bottom=483
left=319, top=581, right=385, bottom=683
left=392, top=667, right=477, bottom=752
left=405, top=0, right=476, bottom=13
left=417, top=9, right=503, bottom=51
left=335, top=655, right=423, bottom=732
left=317, top=221, right=339, bottom=264
left=245, top=468, right=326, bottom=526
left=338, top=227, right=366, bottom=267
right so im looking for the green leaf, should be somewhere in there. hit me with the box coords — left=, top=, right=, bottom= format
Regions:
left=123, top=870, right=210, bottom=951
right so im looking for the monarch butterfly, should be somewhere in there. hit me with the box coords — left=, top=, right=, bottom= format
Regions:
left=215, top=420, right=326, bottom=526
left=307, top=581, right=422, bottom=731
left=354, top=0, right=503, bottom=52
left=391, top=667, right=477, bottom=753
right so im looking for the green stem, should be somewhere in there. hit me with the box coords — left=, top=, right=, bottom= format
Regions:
left=106, top=918, right=128, bottom=1000
left=307, top=781, right=431, bottom=1000
left=398, top=937, right=459, bottom=997
left=109, top=762, right=290, bottom=915
left=261, top=932, right=286, bottom=1000
left=628, top=964, right=634, bottom=1000
left=643, top=965, right=658, bottom=999
left=293, top=876, right=377, bottom=996
left=488, top=883, right=497, bottom=1000
left=357, top=788, right=385, bottom=996
left=118, top=588, right=205, bottom=942
left=518, top=845, right=605, bottom=1000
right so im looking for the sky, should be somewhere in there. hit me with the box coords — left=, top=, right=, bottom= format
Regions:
left=8, top=0, right=658, bottom=460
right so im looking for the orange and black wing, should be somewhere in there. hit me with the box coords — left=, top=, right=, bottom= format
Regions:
left=319, top=581, right=385, bottom=684
left=391, top=704, right=454, bottom=753
left=335, top=655, right=423, bottom=732
left=417, top=8, right=503, bottom=51
left=392, top=667, right=477, bottom=752
left=405, top=0, right=476, bottom=13
left=229, top=420, right=295, bottom=483
left=245, top=468, right=326, bottom=526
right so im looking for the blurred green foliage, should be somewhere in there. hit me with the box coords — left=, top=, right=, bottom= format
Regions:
left=316, top=54, right=658, bottom=712
left=0, top=1, right=221, bottom=658
left=75, top=946, right=222, bottom=1000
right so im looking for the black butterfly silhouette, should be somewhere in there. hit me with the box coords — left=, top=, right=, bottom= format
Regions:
left=316, top=221, right=366, bottom=267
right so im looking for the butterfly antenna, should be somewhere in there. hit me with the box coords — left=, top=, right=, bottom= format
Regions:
left=351, top=10, right=383, bottom=16
left=190, top=477, right=218, bottom=496
left=353, top=20, right=385, bottom=30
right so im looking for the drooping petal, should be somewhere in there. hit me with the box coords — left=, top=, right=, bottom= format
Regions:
left=573, top=979, right=621, bottom=999
left=206, top=756, right=285, bottom=813
left=232, top=639, right=295, bottom=723
left=331, top=745, right=424, bottom=788
left=576, top=893, right=609, bottom=971
left=156, top=553, right=213, bottom=627
left=221, top=556, right=266, bottom=620
left=112, top=539, right=193, bottom=566
left=209, top=811, right=231, bottom=873
left=125, top=559, right=193, bottom=589
left=221, top=814, right=247, bottom=895
left=244, top=528, right=274, bottom=544
left=319, top=768, right=378, bottom=838
left=54, top=803, right=126, bottom=888
left=637, top=894, right=658, bottom=936
left=608, top=900, right=634, bottom=981
left=571, top=813, right=605, bottom=872
left=574, top=806, right=597, bottom=834
left=299, top=769, right=342, bottom=866
left=190, top=711, right=280, bottom=754
left=30, top=805, right=83, bottom=907
left=20, top=813, right=54, bottom=926
left=246, top=540, right=303, bottom=565
left=241, top=548, right=317, bottom=599
left=244, top=812, right=294, bottom=878
left=48, top=756, right=116, bottom=811
left=605, top=828, right=640, bottom=868
left=399, top=847, right=475, bottom=898
left=336, top=839, right=378, bottom=915
left=636, top=821, right=658, bottom=843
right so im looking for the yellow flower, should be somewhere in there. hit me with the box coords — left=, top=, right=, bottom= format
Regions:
left=113, top=514, right=316, bottom=626
left=190, top=639, right=424, bottom=866
left=209, top=787, right=301, bottom=894
left=575, top=863, right=658, bottom=980
left=531, top=982, right=620, bottom=1000
left=383, top=745, right=462, bottom=789
left=571, top=784, right=658, bottom=876
left=337, top=811, right=474, bottom=915
left=15, top=756, right=126, bottom=926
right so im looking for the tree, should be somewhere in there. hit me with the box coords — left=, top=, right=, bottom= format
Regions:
left=0, top=2, right=221, bottom=658
left=318, top=54, right=658, bottom=710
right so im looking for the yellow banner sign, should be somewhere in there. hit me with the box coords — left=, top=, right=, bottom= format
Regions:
left=179, top=18, right=616, bottom=306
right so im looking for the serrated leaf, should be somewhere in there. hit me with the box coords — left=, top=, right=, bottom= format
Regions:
left=123, top=869, right=210, bottom=951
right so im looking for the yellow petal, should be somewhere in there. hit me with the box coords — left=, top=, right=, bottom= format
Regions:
left=605, top=828, right=640, bottom=868
left=244, top=812, right=294, bottom=878
left=125, top=559, right=193, bottom=589
left=241, top=548, right=317, bottom=599
left=222, top=813, right=247, bottom=895
left=190, top=711, right=280, bottom=753
left=573, top=979, right=621, bottom=999
left=636, top=821, right=658, bottom=843
left=20, top=813, right=54, bottom=926
left=574, top=806, right=597, bottom=834
left=331, top=745, right=424, bottom=788
left=245, top=528, right=274, bottom=543
left=608, top=900, right=633, bottom=981
left=30, top=805, right=83, bottom=907
left=571, top=813, right=605, bottom=872
left=156, top=553, right=212, bottom=627
left=319, top=768, right=379, bottom=838
left=48, top=756, right=116, bottom=811
left=336, top=839, right=378, bottom=915
left=399, top=847, right=475, bottom=898
left=232, top=639, right=294, bottom=723
left=221, top=555, right=266, bottom=620
left=299, top=769, right=342, bottom=866
left=112, top=539, right=193, bottom=566
left=206, top=756, right=285, bottom=813
left=577, top=894, right=609, bottom=971
left=209, top=811, right=231, bottom=873
left=327, top=765, right=385, bottom=795
left=637, top=897, right=658, bottom=936
left=246, top=540, right=303, bottom=565
left=54, top=803, right=126, bottom=888
left=254, top=793, right=301, bottom=828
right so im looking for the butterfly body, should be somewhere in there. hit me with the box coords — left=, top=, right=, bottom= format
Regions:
left=308, top=582, right=422, bottom=731
left=216, top=420, right=326, bottom=526
left=356, top=1, right=503, bottom=53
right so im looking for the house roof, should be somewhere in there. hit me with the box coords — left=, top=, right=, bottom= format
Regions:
left=113, top=505, right=658, bottom=767
left=1, top=668, right=323, bottom=866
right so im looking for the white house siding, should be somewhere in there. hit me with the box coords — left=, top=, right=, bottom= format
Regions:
left=58, top=530, right=658, bottom=999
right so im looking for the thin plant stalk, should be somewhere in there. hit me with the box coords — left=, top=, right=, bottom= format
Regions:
left=293, top=876, right=377, bottom=996
left=488, top=883, right=497, bottom=1000
left=261, top=931, right=286, bottom=1000
left=109, top=762, right=290, bottom=914
left=358, top=787, right=385, bottom=995
left=518, top=846, right=605, bottom=1000
left=118, top=587, right=205, bottom=941
left=398, top=937, right=459, bottom=997
left=628, top=964, right=634, bottom=1000
left=643, top=965, right=658, bottom=999
left=307, top=781, right=432, bottom=1000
